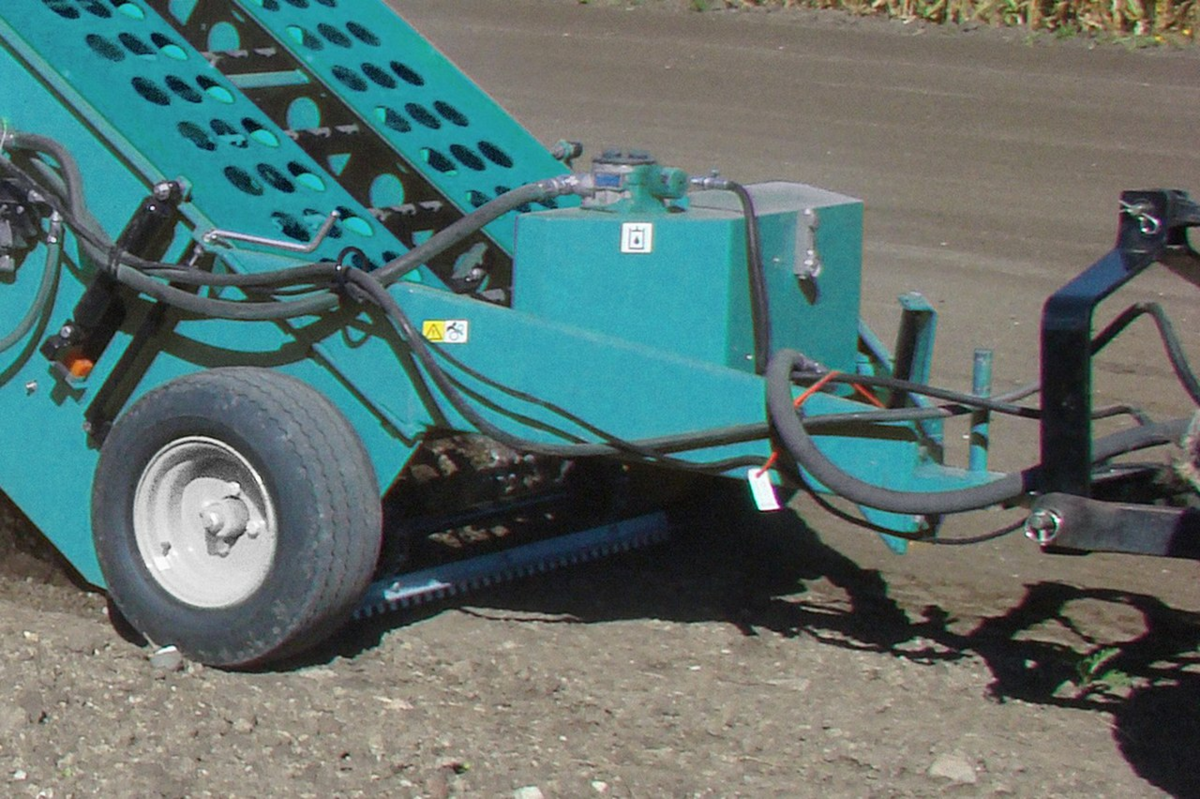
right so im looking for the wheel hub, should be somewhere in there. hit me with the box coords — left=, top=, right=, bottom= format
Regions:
left=133, top=437, right=278, bottom=608
left=199, top=489, right=253, bottom=555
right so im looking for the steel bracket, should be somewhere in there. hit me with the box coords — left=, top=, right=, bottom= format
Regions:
left=1040, top=189, right=1200, bottom=496
left=1028, top=492, right=1200, bottom=560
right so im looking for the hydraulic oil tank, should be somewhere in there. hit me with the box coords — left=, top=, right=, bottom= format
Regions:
left=511, top=180, right=863, bottom=374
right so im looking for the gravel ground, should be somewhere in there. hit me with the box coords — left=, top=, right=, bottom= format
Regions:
left=1, top=1, right=1199, bottom=797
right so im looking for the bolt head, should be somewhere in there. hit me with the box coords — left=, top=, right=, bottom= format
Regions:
left=200, top=510, right=224, bottom=534
left=1024, top=509, right=1060, bottom=544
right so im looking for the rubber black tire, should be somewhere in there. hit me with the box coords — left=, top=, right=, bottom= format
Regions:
left=92, top=367, right=382, bottom=668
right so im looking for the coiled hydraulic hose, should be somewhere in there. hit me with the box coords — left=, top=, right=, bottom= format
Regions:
left=767, top=348, right=1190, bottom=514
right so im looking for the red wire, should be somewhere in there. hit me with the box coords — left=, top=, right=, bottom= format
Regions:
left=756, top=370, right=842, bottom=477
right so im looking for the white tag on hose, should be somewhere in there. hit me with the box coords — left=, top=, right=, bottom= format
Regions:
left=746, top=468, right=781, bottom=512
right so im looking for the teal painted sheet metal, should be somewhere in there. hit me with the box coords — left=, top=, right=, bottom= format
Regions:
left=0, top=0, right=414, bottom=275
left=227, top=0, right=573, bottom=254
left=0, top=34, right=172, bottom=587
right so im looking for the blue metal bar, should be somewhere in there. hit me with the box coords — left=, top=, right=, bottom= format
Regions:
left=356, top=511, right=669, bottom=615
left=969, top=348, right=992, bottom=473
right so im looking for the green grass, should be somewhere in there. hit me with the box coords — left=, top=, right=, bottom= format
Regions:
left=1073, top=646, right=1135, bottom=694
left=676, top=0, right=1198, bottom=42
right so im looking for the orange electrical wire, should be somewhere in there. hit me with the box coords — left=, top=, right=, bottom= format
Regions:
left=756, top=370, right=842, bottom=477
left=852, top=382, right=887, bottom=409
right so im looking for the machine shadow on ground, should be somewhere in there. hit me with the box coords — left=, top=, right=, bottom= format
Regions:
left=333, top=486, right=1200, bottom=797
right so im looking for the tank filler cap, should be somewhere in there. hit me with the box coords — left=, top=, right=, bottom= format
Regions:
left=584, top=150, right=687, bottom=213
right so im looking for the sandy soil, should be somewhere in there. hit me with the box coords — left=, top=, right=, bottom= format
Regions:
left=2, top=1, right=1200, bottom=796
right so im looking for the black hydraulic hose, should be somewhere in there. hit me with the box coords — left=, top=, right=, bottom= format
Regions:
left=374, top=177, right=581, bottom=286
left=3, top=132, right=110, bottom=268
left=791, top=370, right=1042, bottom=418
left=0, top=215, right=61, bottom=353
left=730, top=182, right=770, bottom=375
left=1, top=153, right=768, bottom=462
left=0, top=142, right=773, bottom=466
left=5, top=133, right=86, bottom=219
left=1092, top=302, right=1200, bottom=406
left=9, top=130, right=1190, bottom=483
left=690, top=176, right=769, bottom=374
left=343, top=268, right=764, bottom=470
left=108, top=180, right=576, bottom=318
left=791, top=370, right=1145, bottom=425
left=768, top=348, right=1189, bottom=514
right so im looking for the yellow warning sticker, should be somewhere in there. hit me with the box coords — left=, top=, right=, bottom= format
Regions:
left=422, top=319, right=469, bottom=344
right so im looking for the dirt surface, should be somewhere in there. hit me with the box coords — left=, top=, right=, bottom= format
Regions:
left=3, top=1, right=1200, bottom=796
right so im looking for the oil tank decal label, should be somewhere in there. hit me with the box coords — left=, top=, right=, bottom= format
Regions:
left=621, top=222, right=654, bottom=254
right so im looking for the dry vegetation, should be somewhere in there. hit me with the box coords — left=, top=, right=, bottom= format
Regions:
left=686, top=0, right=1197, bottom=42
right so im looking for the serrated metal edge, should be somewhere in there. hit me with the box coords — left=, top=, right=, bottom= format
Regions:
left=354, top=512, right=669, bottom=619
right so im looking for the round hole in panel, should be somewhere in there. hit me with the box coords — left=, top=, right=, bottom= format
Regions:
left=374, top=106, right=411, bottom=134
left=336, top=207, right=374, bottom=238
left=466, top=190, right=488, bottom=209
left=282, top=0, right=308, bottom=7
left=86, top=34, right=125, bottom=62
left=287, top=162, right=326, bottom=192
left=257, top=164, right=295, bottom=194
left=421, top=148, right=456, bottom=176
left=346, top=22, right=380, bottom=47
left=317, top=23, right=351, bottom=48
left=242, top=119, right=280, bottom=147
left=113, top=2, right=146, bottom=19
left=361, top=63, right=395, bottom=89
left=405, top=104, right=440, bottom=130
left=177, top=121, right=216, bottom=151
left=449, top=144, right=485, bottom=172
left=273, top=211, right=310, bottom=242
left=42, top=1, right=81, bottom=19
left=131, top=77, right=171, bottom=106
left=207, top=21, right=240, bottom=53
left=225, top=166, right=264, bottom=196
left=313, top=0, right=336, bottom=6
left=151, top=32, right=188, bottom=60
left=390, top=62, right=424, bottom=87
left=369, top=173, right=404, bottom=209
left=119, top=32, right=155, bottom=57
left=197, top=76, right=235, bottom=105
left=165, top=75, right=202, bottom=103
left=79, top=0, right=112, bottom=18
left=286, top=97, right=321, bottom=131
left=248, top=0, right=281, bottom=9
left=478, top=141, right=514, bottom=168
left=285, top=25, right=322, bottom=50
left=434, top=101, right=468, bottom=128
left=211, top=119, right=248, bottom=148
left=331, top=65, right=367, bottom=92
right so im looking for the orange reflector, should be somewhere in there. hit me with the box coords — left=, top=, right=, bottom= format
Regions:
left=66, top=356, right=94, bottom=379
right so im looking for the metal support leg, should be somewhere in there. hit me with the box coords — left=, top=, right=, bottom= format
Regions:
left=1039, top=190, right=1181, bottom=496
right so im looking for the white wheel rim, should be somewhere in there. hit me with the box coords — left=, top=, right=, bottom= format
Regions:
left=133, top=436, right=278, bottom=609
